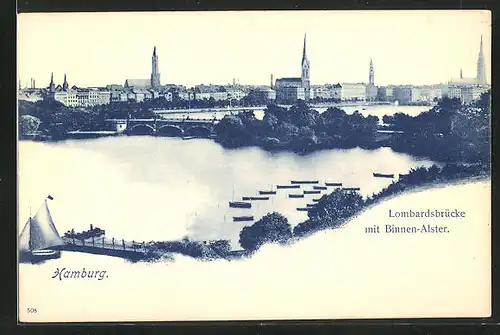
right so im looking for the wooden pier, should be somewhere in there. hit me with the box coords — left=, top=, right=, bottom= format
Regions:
left=58, top=236, right=148, bottom=260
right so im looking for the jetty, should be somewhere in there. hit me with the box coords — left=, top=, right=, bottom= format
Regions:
left=58, top=236, right=147, bottom=260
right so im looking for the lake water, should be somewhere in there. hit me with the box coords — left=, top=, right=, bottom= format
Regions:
left=164, top=104, right=432, bottom=122
left=19, top=136, right=438, bottom=250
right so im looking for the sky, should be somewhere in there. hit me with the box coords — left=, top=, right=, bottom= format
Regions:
left=17, top=10, right=491, bottom=88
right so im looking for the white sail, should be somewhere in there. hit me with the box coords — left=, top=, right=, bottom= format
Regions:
left=20, top=199, right=65, bottom=251
left=19, top=219, right=31, bottom=252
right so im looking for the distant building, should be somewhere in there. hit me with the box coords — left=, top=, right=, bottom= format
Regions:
left=275, top=34, right=311, bottom=104
left=125, top=47, right=162, bottom=89
left=365, top=58, right=377, bottom=101
left=311, top=84, right=341, bottom=100
left=276, top=86, right=305, bottom=104
left=443, top=35, right=489, bottom=104
left=249, top=87, right=276, bottom=101
left=392, top=86, right=413, bottom=104
left=45, top=73, right=111, bottom=107
left=340, top=83, right=366, bottom=101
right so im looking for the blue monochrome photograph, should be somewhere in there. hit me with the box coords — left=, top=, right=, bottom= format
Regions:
left=17, top=10, right=491, bottom=322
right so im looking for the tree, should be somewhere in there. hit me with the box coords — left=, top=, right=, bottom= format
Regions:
left=19, top=115, right=41, bottom=135
left=239, top=212, right=292, bottom=251
left=214, top=115, right=251, bottom=147
left=294, top=189, right=364, bottom=236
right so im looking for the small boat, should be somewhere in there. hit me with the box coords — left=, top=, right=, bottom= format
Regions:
left=242, top=196, right=269, bottom=201
left=19, top=195, right=65, bottom=262
left=306, top=204, right=317, bottom=208
left=343, top=187, right=361, bottom=191
left=325, top=182, right=342, bottom=187
left=373, top=173, right=394, bottom=178
left=313, top=186, right=327, bottom=190
left=259, top=190, right=277, bottom=195
left=277, top=185, right=300, bottom=189
left=233, top=216, right=254, bottom=222
left=291, top=180, right=319, bottom=184
left=296, top=208, right=310, bottom=212
left=289, top=194, right=304, bottom=198
left=304, top=190, right=321, bottom=194
left=229, top=201, right=252, bottom=208
left=312, top=198, right=321, bottom=202
left=30, top=249, right=61, bottom=258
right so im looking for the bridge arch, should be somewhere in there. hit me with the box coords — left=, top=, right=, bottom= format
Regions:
left=128, top=124, right=155, bottom=135
left=185, top=126, right=212, bottom=138
left=157, top=125, right=184, bottom=137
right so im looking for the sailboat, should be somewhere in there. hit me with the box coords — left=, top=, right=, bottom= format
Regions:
left=19, top=195, right=65, bottom=261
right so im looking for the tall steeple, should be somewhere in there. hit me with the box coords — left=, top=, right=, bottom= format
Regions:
left=49, top=72, right=55, bottom=92
left=151, top=46, right=161, bottom=89
left=369, top=58, right=375, bottom=85
left=301, top=33, right=311, bottom=100
left=476, top=35, right=486, bottom=84
left=62, top=73, right=69, bottom=91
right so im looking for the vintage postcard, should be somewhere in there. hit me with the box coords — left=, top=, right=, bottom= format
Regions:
left=17, top=10, right=491, bottom=322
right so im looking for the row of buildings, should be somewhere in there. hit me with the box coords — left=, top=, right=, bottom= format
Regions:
left=18, top=36, right=489, bottom=107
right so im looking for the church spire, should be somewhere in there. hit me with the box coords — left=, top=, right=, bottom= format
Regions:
left=301, top=32, right=311, bottom=100
left=476, top=34, right=486, bottom=84
left=369, top=57, right=374, bottom=85
left=302, top=33, right=307, bottom=62
left=49, top=72, right=55, bottom=92
left=63, top=73, right=69, bottom=90
left=151, top=46, right=161, bottom=89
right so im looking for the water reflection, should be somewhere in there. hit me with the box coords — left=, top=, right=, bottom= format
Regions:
left=19, top=137, right=438, bottom=250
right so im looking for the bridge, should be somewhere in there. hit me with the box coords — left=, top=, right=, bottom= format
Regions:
left=105, top=117, right=220, bottom=137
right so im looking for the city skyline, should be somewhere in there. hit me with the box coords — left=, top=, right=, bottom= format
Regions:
left=18, top=10, right=491, bottom=88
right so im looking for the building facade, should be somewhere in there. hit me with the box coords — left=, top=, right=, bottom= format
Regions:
left=340, top=83, right=367, bottom=101
left=45, top=74, right=111, bottom=107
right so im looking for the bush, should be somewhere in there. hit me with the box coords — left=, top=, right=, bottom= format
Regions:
left=239, top=212, right=292, bottom=252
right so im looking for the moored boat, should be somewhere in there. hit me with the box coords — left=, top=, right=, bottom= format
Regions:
left=233, top=216, right=254, bottom=222
left=313, top=186, right=327, bottom=190
left=277, top=185, right=300, bottom=189
left=304, top=190, right=321, bottom=194
left=291, top=180, right=319, bottom=184
left=242, top=196, right=270, bottom=201
left=343, top=187, right=361, bottom=191
left=373, top=173, right=394, bottom=178
left=325, top=182, right=342, bottom=186
left=312, top=198, right=321, bottom=202
left=259, top=190, right=277, bottom=195
left=289, top=194, right=304, bottom=198
left=296, top=208, right=310, bottom=211
left=229, top=201, right=252, bottom=208
left=306, top=203, right=317, bottom=208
